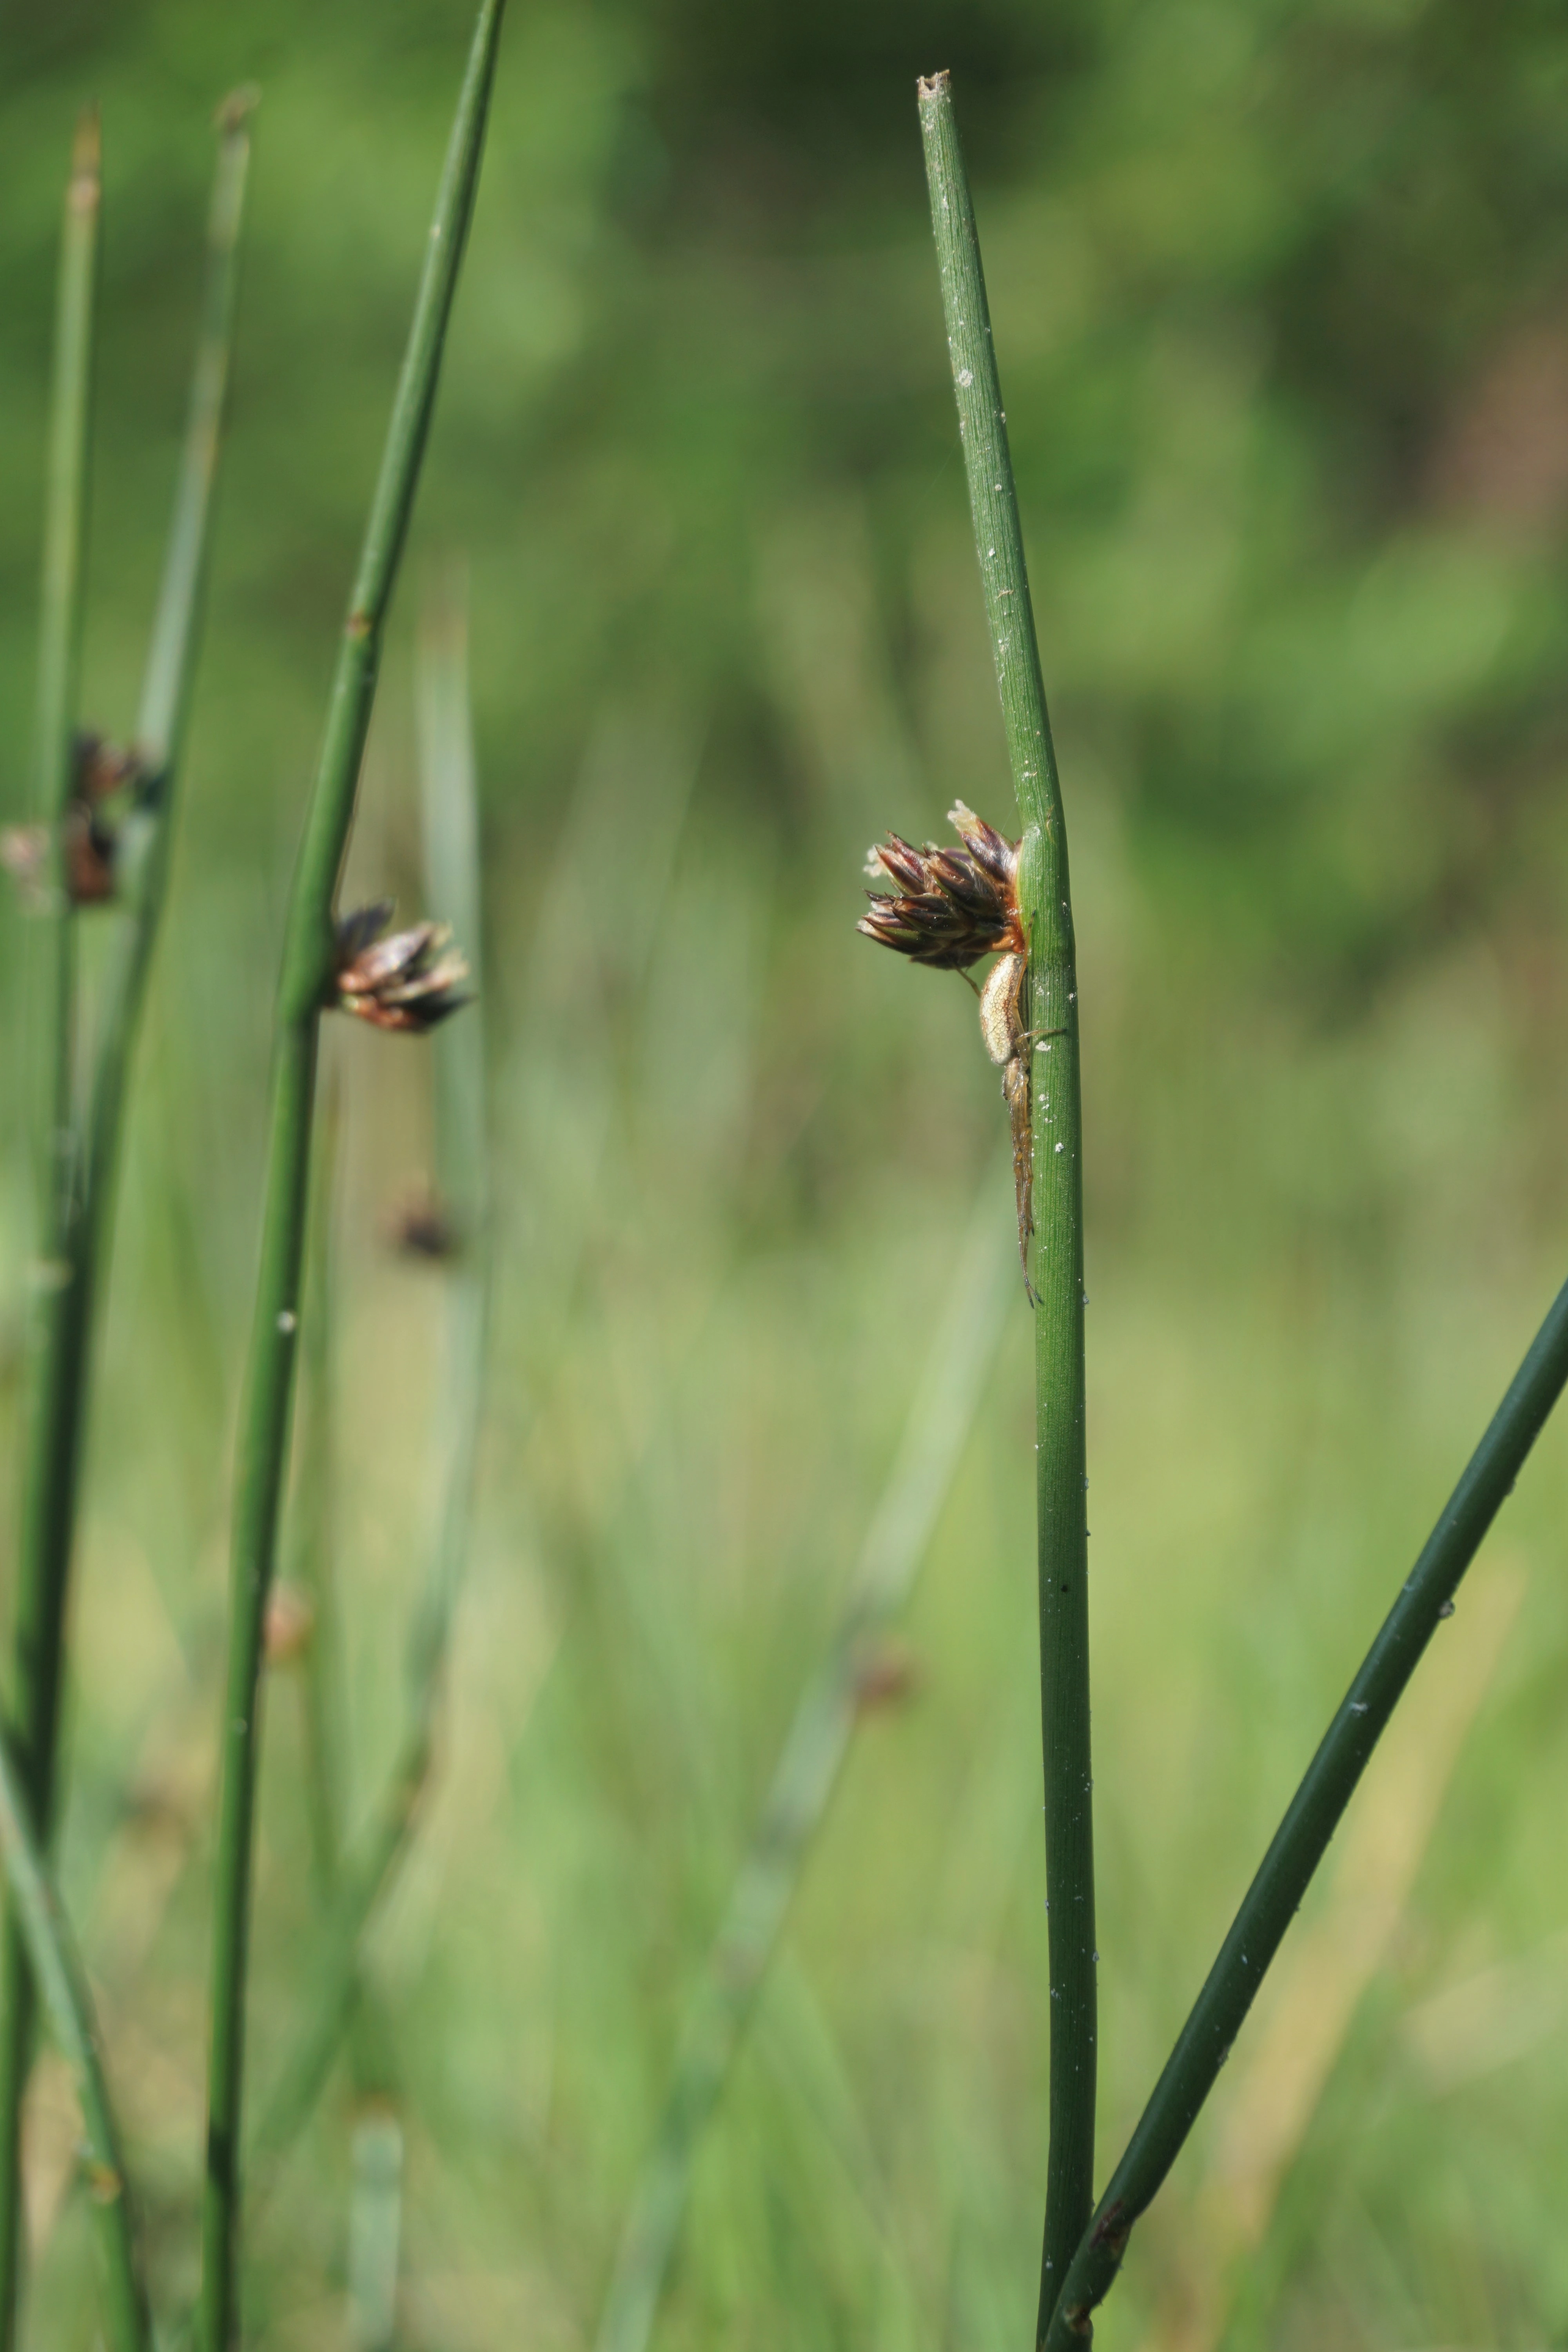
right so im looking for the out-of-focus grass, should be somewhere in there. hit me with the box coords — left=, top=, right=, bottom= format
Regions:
left=5, top=3, right=1568, bottom=2347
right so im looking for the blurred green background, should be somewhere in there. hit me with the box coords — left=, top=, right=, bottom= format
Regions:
left=6, top=1, right=1568, bottom=2345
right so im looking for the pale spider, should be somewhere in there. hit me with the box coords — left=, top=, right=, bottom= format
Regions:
left=858, top=801, right=1040, bottom=1299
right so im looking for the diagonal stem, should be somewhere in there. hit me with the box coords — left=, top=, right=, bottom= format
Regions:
left=196, top=13, right=505, bottom=2345
left=0, top=1733, right=149, bottom=2352
left=1042, top=1272, right=1568, bottom=2346
left=916, top=71, right=1096, bottom=2329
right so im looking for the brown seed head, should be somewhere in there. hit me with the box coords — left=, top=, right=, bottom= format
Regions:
left=333, top=902, right=471, bottom=1033
left=383, top=1184, right=462, bottom=1261
left=2, top=734, right=145, bottom=910
left=858, top=800, right=1022, bottom=970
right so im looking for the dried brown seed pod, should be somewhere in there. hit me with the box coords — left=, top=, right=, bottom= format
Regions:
left=858, top=799, right=1024, bottom=971
left=1, top=733, right=144, bottom=909
left=332, top=902, right=471, bottom=1033
left=857, top=801, right=1037, bottom=1301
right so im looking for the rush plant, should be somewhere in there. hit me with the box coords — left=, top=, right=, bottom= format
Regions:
left=890, top=71, right=1568, bottom=2350
left=0, top=13, right=504, bottom=2346
left=197, top=7, right=503, bottom=2341
left=0, top=93, right=253, bottom=2350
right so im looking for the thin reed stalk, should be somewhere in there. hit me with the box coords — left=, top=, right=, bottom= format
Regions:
left=915, top=72, right=1096, bottom=2327
left=196, top=16, right=505, bottom=2345
left=0, top=101, right=253, bottom=2339
left=346, top=2104, right=404, bottom=2352
left=0, top=1733, right=149, bottom=2352
left=0, top=106, right=102, bottom=2345
left=89, top=93, right=256, bottom=1227
left=251, top=576, right=492, bottom=2177
left=594, top=1157, right=1016, bottom=2352
left=1042, top=1275, right=1568, bottom=2346
left=291, top=1069, right=347, bottom=1904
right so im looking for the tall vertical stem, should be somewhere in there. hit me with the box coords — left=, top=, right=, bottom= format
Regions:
left=916, top=72, right=1096, bottom=2332
left=249, top=575, right=494, bottom=2179
left=0, top=107, right=102, bottom=2347
left=197, top=10, right=505, bottom=2343
left=85, top=88, right=256, bottom=1220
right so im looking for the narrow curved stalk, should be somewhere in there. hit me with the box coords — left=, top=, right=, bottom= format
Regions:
left=916, top=72, right=1096, bottom=2327
left=0, top=105, right=102, bottom=2349
left=250, top=576, right=492, bottom=2179
left=1042, top=1273, right=1568, bottom=2346
left=197, top=15, right=505, bottom=2346
left=595, top=1159, right=1016, bottom=2352
left=0, top=1734, right=149, bottom=2352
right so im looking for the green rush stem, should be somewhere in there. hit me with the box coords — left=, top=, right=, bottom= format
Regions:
left=89, top=92, right=254, bottom=1330
left=916, top=71, right=1096, bottom=2331
left=0, top=105, right=252, bottom=2337
left=249, top=574, right=492, bottom=2182
left=0, top=1734, right=149, bottom=2352
left=1042, top=1274, right=1568, bottom=2347
left=0, top=105, right=101, bottom=2351
left=197, top=11, right=504, bottom=2346
left=593, top=1162, right=1015, bottom=2352
left=292, top=1064, right=347, bottom=1905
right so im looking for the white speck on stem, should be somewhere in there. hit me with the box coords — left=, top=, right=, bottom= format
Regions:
left=1054, top=1142, right=1065, bottom=1154
left=277, top=1310, right=297, bottom=1335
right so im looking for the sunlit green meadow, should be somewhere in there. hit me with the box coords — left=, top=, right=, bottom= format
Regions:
left=5, top=4, right=1568, bottom=2347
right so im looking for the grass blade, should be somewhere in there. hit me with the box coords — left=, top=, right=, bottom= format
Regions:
left=0, top=103, right=102, bottom=2348
left=346, top=2104, right=404, bottom=2352
left=915, top=71, right=1096, bottom=2326
left=85, top=86, right=257, bottom=1211
left=249, top=572, right=492, bottom=2180
left=0, top=1733, right=149, bottom=2352
left=197, top=16, right=505, bottom=2345
left=593, top=1156, right=1016, bottom=2352
left=0, top=101, right=253, bottom=2338
left=410, top=570, right=490, bottom=1706
left=1043, top=1276, right=1568, bottom=2346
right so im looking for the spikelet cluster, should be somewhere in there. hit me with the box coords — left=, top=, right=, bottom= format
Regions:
left=857, top=800, right=1022, bottom=970
left=332, top=900, right=470, bottom=1033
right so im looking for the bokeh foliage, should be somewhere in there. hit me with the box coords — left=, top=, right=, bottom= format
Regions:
left=5, top=1, right=1568, bottom=2346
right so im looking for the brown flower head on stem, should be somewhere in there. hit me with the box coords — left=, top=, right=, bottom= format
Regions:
left=858, top=800, right=1022, bottom=969
left=67, top=730, right=145, bottom=904
left=332, top=900, right=471, bottom=1033
left=858, top=801, right=1041, bottom=1304
left=1, top=732, right=144, bottom=909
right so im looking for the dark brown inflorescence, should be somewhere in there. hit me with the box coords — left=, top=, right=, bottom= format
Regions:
left=858, top=801, right=1038, bottom=1302
left=858, top=800, right=1023, bottom=969
left=332, top=900, right=470, bottom=1033
left=0, top=731, right=144, bottom=909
